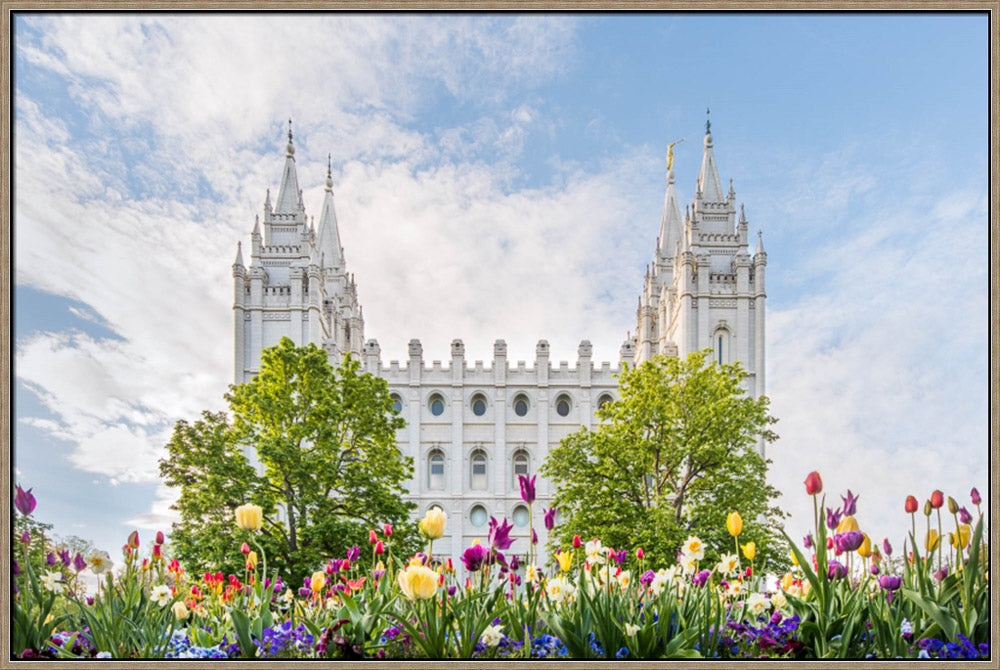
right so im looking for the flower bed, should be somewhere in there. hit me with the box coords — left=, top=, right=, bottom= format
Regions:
left=11, top=473, right=990, bottom=659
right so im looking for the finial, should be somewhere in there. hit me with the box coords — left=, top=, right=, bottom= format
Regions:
left=288, top=118, right=293, bottom=142
left=285, top=119, right=295, bottom=157
left=325, top=153, right=334, bottom=191
left=327, top=153, right=332, bottom=175
left=705, top=107, right=711, bottom=134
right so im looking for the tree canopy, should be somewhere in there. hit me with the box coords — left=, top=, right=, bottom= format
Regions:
left=159, top=338, right=418, bottom=584
left=541, top=350, right=786, bottom=570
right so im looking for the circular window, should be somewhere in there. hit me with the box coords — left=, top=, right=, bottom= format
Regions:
left=513, top=505, right=529, bottom=528
left=390, top=395, right=403, bottom=413
left=429, top=394, right=445, bottom=416
left=513, top=395, right=529, bottom=417
left=470, top=505, right=488, bottom=528
left=597, top=394, right=613, bottom=409
left=556, top=395, right=571, bottom=417
left=471, top=395, right=487, bottom=416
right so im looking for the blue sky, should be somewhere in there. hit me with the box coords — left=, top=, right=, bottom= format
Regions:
left=12, top=13, right=990, bottom=567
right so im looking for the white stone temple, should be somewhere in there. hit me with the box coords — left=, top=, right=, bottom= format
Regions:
left=232, top=118, right=767, bottom=567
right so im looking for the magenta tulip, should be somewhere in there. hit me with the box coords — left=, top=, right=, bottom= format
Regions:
left=970, top=487, right=981, bottom=505
left=15, top=485, right=36, bottom=516
left=518, top=474, right=537, bottom=505
left=543, top=507, right=557, bottom=531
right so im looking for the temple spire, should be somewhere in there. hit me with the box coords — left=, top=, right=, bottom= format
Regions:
left=316, top=152, right=344, bottom=268
left=658, top=157, right=683, bottom=259
left=274, top=118, right=302, bottom=215
left=697, top=113, right=724, bottom=203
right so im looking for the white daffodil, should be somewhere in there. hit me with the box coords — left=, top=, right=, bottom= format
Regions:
left=42, top=571, right=64, bottom=594
left=480, top=624, right=504, bottom=647
left=151, top=584, right=172, bottom=607
left=88, top=551, right=112, bottom=575
left=625, top=623, right=640, bottom=637
left=682, top=536, right=705, bottom=561
left=747, top=592, right=771, bottom=616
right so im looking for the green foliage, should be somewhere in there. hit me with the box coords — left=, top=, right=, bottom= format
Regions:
left=159, top=337, right=419, bottom=585
left=542, top=350, right=785, bottom=569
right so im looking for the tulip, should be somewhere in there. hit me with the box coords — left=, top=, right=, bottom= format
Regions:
left=803, top=533, right=813, bottom=549
left=835, top=531, right=864, bottom=553
left=930, top=490, right=944, bottom=509
left=825, top=507, right=842, bottom=530
left=923, top=500, right=932, bottom=516
left=836, top=515, right=859, bottom=534
left=726, top=511, right=743, bottom=537
left=45, top=552, right=56, bottom=566
left=241, top=542, right=250, bottom=555
left=636, top=547, right=644, bottom=560
left=518, top=474, right=537, bottom=505
left=347, top=546, right=361, bottom=562
left=59, top=549, right=71, bottom=567
left=947, top=496, right=959, bottom=515
left=127, top=530, right=140, bottom=549
left=804, top=471, right=822, bottom=495
left=73, top=553, right=87, bottom=572
left=155, top=531, right=165, bottom=545
left=883, top=538, right=893, bottom=556
left=572, top=535, right=581, bottom=549
left=826, top=537, right=834, bottom=550
left=827, top=561, right=847, bottom=579
left=398, top=565, right=438, bottom=600
left=369, top=530, right=378, bottom=545
left=487, top=516, right=515, bottom=551
left=741, top=541, right=756, bottom=561
left=543, top=507, right=557, bottom=531
left=857, top=533, right=872, bottom=558
left=841, top=490, right=859, bottom=517
left=556, top=551, right=572, bottom=572
left=461, top=544, right=489, bottom=572
left=20, top=532, right=31, bottom=546
left=246, top=551, right=258, bottom=570
left=383, top=523, right=393, bottom=537
left=15, top=485, right=37, bottom=516
left=171, top=601, right=189, bottom=621
left=375, top=541, right=384, bottom=555
left=235, top=503, right=263, bottom=532
left=13, top=559, right=20, bottom=575
left=950, top=525, right=971, bottom=550
left=152, top=544, right=162, bottom=560
left=693, top=569, right=711, bottom=586
left=925, top=529, right=940, bottom=552
left=532, top=528, right=538, bottom=545
left=970, top=487, right=981, bottom=505
left=934, top=566, right=949, bottom=582
left=789, top=549, right=799, bottom=566
left=341, top=559, right=351, bottom=572
left=870, top=563, right=880, bottom=575
left=310, top=571, right=326, bottom=593
left=419, top=507, right=447, bottom=540
left=959, top=507, right=972, bottom=525
left=904, top=495, right=918, bottom=513
left=878, top=574, right=902, bottom=591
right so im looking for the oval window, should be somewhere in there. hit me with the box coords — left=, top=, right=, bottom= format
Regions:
left=390, top=395, right=403, bottom=413
left=429, top=394, right=445, bottom=416
left=471, top=396, right=487, bottom=416
left=470, top=505, right=488, bottom=528
left=513, top=505, right=529, bottom=527
left=556, top=395, right=571, bottom=417
left=513, top=395, right=529, bottom=417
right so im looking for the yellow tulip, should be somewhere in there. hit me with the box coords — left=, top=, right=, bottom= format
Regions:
left=556, top=551, right=572, bottom=572
left=397, top=565, right=438, bottom=600
left=310, top=570, right=326, bottom=593
left=857, top=533, right=872, bottom=558
left=789, top=549, right=799, bottom=567
left=781, top=572, right=796, bottom=591
left=246, top=551, right=258, bottom=570
left=925, top=529, right=940, bottom=552
left=235, top=503, right=263, bottom=532
left=836, top=515, right=859, bottom=534
left=726, top=511, right=743, bottom=537
left=950, top=524, right=971, bottom=549
left=171, top=600, right=190, bottom=621
left=741, top=541, right=756, bottom=561
left=419, top=507, right=447, bottom=540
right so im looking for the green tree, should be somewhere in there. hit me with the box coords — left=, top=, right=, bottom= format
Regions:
left=541, top=350, right=787, bottom=571
left=159, top=338, right=419, bottom=585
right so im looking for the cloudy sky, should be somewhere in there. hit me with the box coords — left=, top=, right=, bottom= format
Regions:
left=12, top=13, right=989, bottom=564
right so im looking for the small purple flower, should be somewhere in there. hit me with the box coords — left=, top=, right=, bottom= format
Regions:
left=518, top=474, right=537, bottom=505
left=461, top=544, right=489, bottom=572
left=825, top=507, right=842, bottom=530
left=826, top=560, right=847, bottom=580
left=693, top=569, right=711, bottom=586
left=970, top=487, right=981, bottom=505
left=45, top=552, right=56, bottom=566
left=543, top=507, right=557, bottom=531
left=447, top=585, right=456, bottom=596
left=297, top=587, right=311, bottom=598
left=12, top=559, right=19, bottom=576
left=802, top=533, right=813, bottom=549
left=639, top=569, right=655, bottom=586
left=532, top=528, right=538, bottom=545
left=73, top=553, right=87, bottom=572
left=58, top=550, right=71, bottom=567
left=841, top=489, right=859, bottom=517
left=934, top=566, right=949, bottom=582
left=959, top=507, right=973, bottom=525
left=883, top=538, right=893, bottom=556
left=487, top=516, right=516, bottom=551
left=870, top=563, right=880, bottom=575
left=878, top=574, right=902, bottom=591
left=346, top=546, right=361, bottom=563
left=20, top=532, right=30, bottom=546
left=509, top=554, right=520, bottom=571
left=771, top=611, right=783, bottom=625
left=15, top=485, right=36, bottom=516
left=834, top=531, right=864, bottom=553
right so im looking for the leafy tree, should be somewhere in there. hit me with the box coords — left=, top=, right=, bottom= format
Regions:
left=160, top=338, right=419, bottom=585
left=541, top=350, right=787, bottom=571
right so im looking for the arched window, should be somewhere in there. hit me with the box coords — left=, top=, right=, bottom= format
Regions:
left=512, top=505, right=530, bottom=528
left=512, top=451, right=529, bottom=488
left=513, top=394, right=530, bottom=417
left=715, top=329, right=730, bottom=365
left=555, top=393, right=572, bottom=417
left=390, top=394, right=403, bottom=413
left=428, top=450, right=445, bottom=490
left=470, top=450, right=487, bottom=490
left=470, top=393, right=488, bottom=417
left=428, top=393, right=445, bottom=417
left=597, top=393, right=614, bottom=409
left=470, top=504, right=488, bottom=528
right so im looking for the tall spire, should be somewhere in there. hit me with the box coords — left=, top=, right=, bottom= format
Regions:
left=315, top=152, right=344, bottom=268
left=234, top=241, right=244, bottom=266
left=274, top=118, right=302, bottom=215
left=658, top=162, right=683, bottom=259
left=697, top=111, right=724, bottom=203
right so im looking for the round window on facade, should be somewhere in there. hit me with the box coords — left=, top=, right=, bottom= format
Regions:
left=513, top=394, right=529, bottom=417
left=555, top=394, right=572, bottom=417
left=513, top=505, right=530, bottom=528
left=471, top=394, right=487, bottom=417
left=429, top=393, right=445, bottom=416
left=470, top=505, right=488, bottom=528
left=390, top=394, right=403, bottom=413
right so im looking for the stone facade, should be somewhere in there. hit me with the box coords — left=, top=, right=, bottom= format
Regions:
left=232, top=120, right=766, bottom=569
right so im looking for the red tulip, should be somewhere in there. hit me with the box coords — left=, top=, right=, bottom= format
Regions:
left=369, top=530, right=378, bottom=544
left=374, top=541, right=384, bottom=555
left=155, top=531, right=165, bottom=545
left=241, top=542, right=250, bottom=555
left=572, top=535, right=581, bottom=549
left=383, top=524, right=393, bottom=537
left=126, top=530, right=140, bottom=549
left=804, top=471, right=822, bottom=495
left=930, top=490, right=944, bottom=509
left=905, top=495, right=918, bottom=513
left=636, top=547, right=644, bottom=560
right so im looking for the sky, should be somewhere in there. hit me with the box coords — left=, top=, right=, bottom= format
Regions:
left=11, top=12, right=991, bottom=567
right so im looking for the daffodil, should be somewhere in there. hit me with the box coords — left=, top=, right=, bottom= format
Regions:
left=480, top=624, right=504, bottom=647
left=41, top=571, right=63, bottom=594
left=683, top=536, right=705, bottom=561
left=151, top=584, right=172, bottom=607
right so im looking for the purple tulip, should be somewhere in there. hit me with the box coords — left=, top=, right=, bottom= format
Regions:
left=841, top=489, right=859, bottom=517
left=639, top=569, right=655, bottom=586
left=447, top=585, right=457, bottom=596
left=615, top=549, right=628, bottom=566
left=20, top=532, right=30, bottom=546
left=543, top=507, right=557, bottom=531
left=771, top=611, right=783, bottom=625
left=934, top=566, right=949, bottom=582
left=959, top=507, right=973, bottom=525
left=878, top=574, right=902, bottom=591
left=826, top=561, right=847, bottom=580
left=346, top=546, right=361, bottom=562
left=970, top=487, right=981, bottom=505
left=519, top=474, right=537, bottom=505
left=58, top=550, right=71, bottom=567
left=303, top=576, right=311, bottom=588
left=532, top=528, right=538, bottom=545
left=487, top=516, right=516, bottom=551
left=882, top=538, right=893, bottom=556
left=297, top=587, right=312, bottom=598
left=461, top=544, right=489, bottom=572
left=73, top=553, right=87, bottom=572
left=803, top=533, right=813, bottom=549
left=834, top=531, right=864, bottom=553
left=870, top=563, right=880, bottom=575
left=825, top=507, right=842, bottom=530
left=13, top=559, right=19, bottom=576
left=46, top=552, right=56, bottom=566
left=693, top=569, right=711, bottom=586
left=86, top=597, right=94, bottom=606
left=509, top=554, right=520, bottom=571
left=495, top=551, right=508, bottom=568
left=15, top=485, right=36, bottom=516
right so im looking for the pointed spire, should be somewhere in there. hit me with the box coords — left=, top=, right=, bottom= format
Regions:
left=740, top=204, right=747, bottom=224
left=264, top=187, right=271, bottom=211
left=274, top=118, right=302, bottom=214
left=756, top=229, right=765, bottom=254
left=252, top=216, right=261, bottom=237
left=234, top=241, right=244, bottom=266
left=316, top=154, right=345, bottom=268
left=698, top=113, right=724, bottom=203
left=658, top=160, right=683, bottom=259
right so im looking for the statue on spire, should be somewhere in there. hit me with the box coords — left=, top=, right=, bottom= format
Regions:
left=666, top=138, right=685, bottom=172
